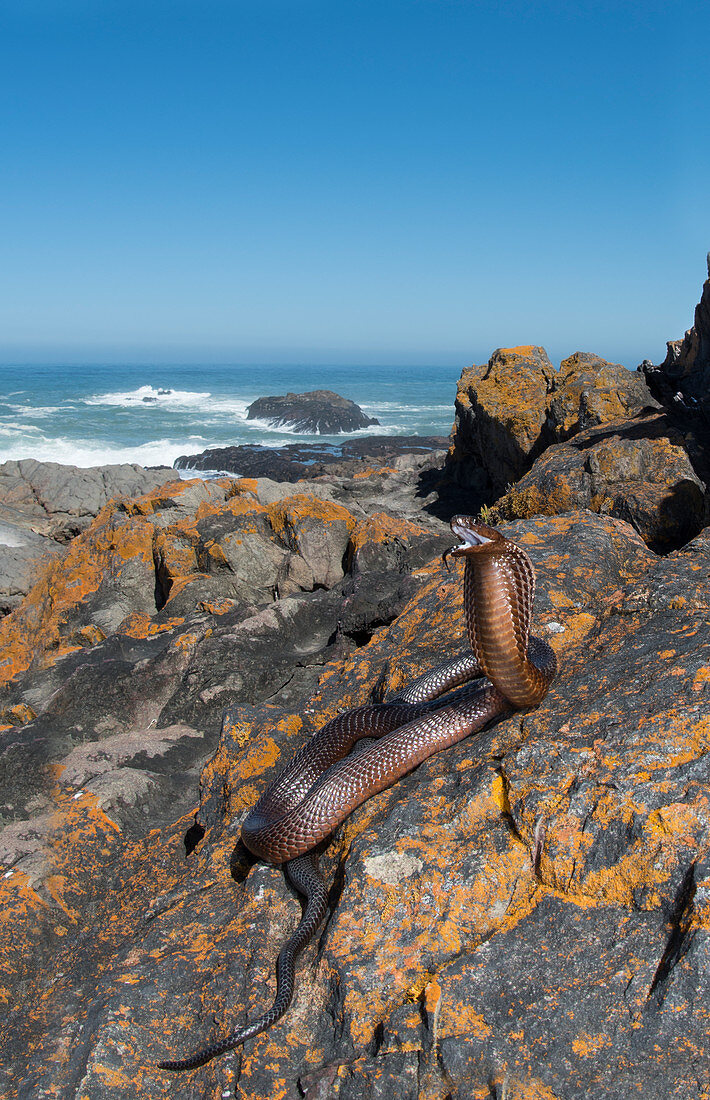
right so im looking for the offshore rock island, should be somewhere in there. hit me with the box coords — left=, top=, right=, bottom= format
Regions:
left=245, top=388, right=380, bottom=434
left=2, top=267, right=710, bottom=1097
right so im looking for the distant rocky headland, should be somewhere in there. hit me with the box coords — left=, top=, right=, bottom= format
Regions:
left=245, top=388, right=380, bottom=433
left=2, top=264, right=710, bottom=1097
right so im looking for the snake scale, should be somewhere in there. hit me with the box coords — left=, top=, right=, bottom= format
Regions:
left=158, top=516, right=557, bottom=1071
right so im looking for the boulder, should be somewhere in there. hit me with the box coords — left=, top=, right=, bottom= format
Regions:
left=0, top=460, right=178, bottom=616
left=446, top=345, right=556, bottom=498
left=493, top=411, right=707, bottom=552
left=446, top=347, right=658, bottom=503
left=547, top=350, right=659, bottom=441
left=0, top=474, right=450, bottom=832
left=0, top=519, right=65, bottom=615
left=5, top=512, right=710, bottom=1097
left=246, top=389, right=380, bottom=434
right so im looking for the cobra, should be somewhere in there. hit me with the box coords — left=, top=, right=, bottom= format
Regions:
left=159, top=516, right=557, bottom=1071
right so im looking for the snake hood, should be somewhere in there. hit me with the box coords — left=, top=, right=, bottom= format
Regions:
left=444, top=514, right=556, bottom=708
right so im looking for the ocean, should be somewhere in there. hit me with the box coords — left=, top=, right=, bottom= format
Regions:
left=0, top=362, right=462, bottom=474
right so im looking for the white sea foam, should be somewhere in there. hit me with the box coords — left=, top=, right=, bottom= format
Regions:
left=244, top=416, right=394, bottom=437
left=7, top=404, right=75, bottom=418
left=83, top=384, right=252, bottom=418
left=0, top=422, right=45, bottom=435
left=0, top=434, right=187, bottom=470
left=360, top=401, right=452, bottom=412
left=84, top=384, right=210, bottom=408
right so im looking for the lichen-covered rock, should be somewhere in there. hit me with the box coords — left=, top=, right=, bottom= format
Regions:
left=0, top=520, right=65, bottom=615
left=0, top=461, right=178, bottom=617
left=446, top=346, right=555, bottom=498
left=0, top=473, right=450, bottom=702
left=493, top=412, right=707, bottom=552
left=0, top=470, right=449, bottom=856
left=547, top=351, right=659, bottom=441
left=446, top=347, right=659, bottom=507
left=5, top=511, right=710, bottom=1098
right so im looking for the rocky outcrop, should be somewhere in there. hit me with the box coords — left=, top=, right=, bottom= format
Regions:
left=0, top=474, right=450, bottom=829
left=447, top=346, right=658, bottom=503
left=0, top=459, right=176, bottom=540
left=493, top=411, right=707, bottom=552
left=547, top=350, right=659, bottom=442
left=446, top=346, right=556, bottom=498
left=175, top=434, right=448, bottom=479
left=246, top=389, right=380, bottom=433
left=643, top=255, right=710, bottom=415
left=0, top=460, right=177, bottom=615
left=3, top=509, right=710, bottom=1098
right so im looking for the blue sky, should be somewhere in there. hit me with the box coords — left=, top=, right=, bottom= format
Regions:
left=0, top=0, right=708, bottom=367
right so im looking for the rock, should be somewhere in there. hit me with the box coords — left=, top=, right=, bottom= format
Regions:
left=175, top=434, right=448, bottom=479
left=0, top=459, right=177, bottom=541
left=446, top=347, right=658, bottom=503
left=640, top=260, right=710, bottom=491
left=547, top=350, right=659, bottom=441
left=246, top=389, right=380, bottom=434
left=0, top=475, right=450, bottom=831
left=446, top=346, right=556, bottom=498
left=642, top=256, right=710, bottom=415
left=6, top=512, right=710, bottom=1097
left=0, top=519, right=65, bottom=615
left=0, top=460, right=178, bottom=616
left=493, top=411, right=707, bottom=552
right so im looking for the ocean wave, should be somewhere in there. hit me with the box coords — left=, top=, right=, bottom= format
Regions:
left=84, top=384, right=210, bottom=408
left=83, top=384, right=252, bottom=417
left=0, top=422, right=45, bottom=434
left=359, top=402, right=453, bottom=412
left=243, top=416, right=395, bottom=438
left=6, top=403, right=76, bottom=418
left=0, top=434, right=186, bottom=469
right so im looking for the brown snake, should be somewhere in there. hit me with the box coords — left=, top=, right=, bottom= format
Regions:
left=158, top=516, right=557, bottom=1071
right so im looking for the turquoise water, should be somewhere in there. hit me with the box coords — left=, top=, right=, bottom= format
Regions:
left=0, top=362, right=462, bottom=471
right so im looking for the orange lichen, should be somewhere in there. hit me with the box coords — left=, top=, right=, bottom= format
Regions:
left=352, top=465, right=398, bottom=479
left=118, top=612, right=185, bottom=639
left=1, top=702, right=37, bottom=726
left=0, top=506, right=155, bottom=686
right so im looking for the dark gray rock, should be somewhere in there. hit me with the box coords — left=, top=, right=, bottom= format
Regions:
left=0, top=518, right=65, bottom=614
left=246, top=389, right=380, bottom=433
left=643, top=257, right=710, bottom=415
left=0, top=459, right=177, bottom=540
left=175, top=434, right=448, bottom=480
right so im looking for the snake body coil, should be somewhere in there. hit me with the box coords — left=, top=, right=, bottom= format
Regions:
left=159, top=517, right=556, bottom=1071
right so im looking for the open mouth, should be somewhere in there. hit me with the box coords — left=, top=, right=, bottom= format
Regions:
left=450, top=522, right=493, bottom=551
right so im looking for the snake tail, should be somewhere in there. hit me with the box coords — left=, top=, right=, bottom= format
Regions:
left=157, top=853, right=328, bottom=1071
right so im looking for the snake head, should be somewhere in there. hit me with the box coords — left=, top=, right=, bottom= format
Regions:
left=443, top=515, right=501, bottom=570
